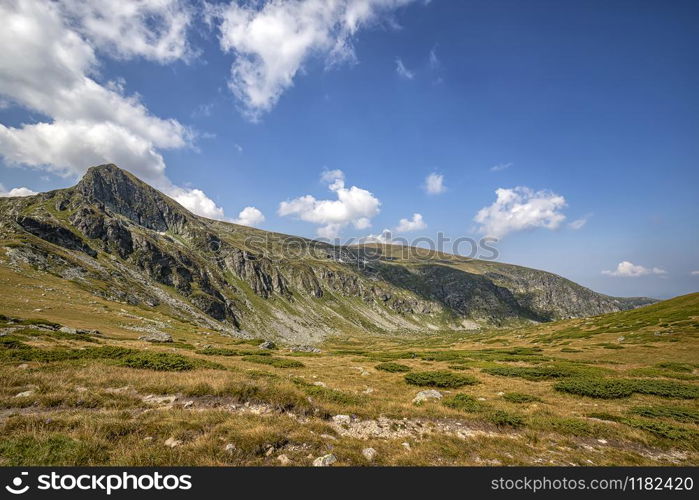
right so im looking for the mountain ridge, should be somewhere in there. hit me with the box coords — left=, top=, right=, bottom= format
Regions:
left=0, top=164, right=656, bottom=343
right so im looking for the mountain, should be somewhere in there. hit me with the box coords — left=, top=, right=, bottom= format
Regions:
left=0, top=164, right=655, bottom=343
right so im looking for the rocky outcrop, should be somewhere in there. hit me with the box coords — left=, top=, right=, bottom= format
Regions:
left=75, top=164, right=189, bottom=233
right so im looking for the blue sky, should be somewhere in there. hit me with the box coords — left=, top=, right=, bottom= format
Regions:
left=1, top=0, right=697, bottom=299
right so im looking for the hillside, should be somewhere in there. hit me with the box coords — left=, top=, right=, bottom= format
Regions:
left=0, top=164, right=655, bottom=343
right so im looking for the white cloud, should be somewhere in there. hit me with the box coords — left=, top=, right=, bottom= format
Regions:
left=358, top=229, right=394, bottom=245
left=602, top=261, right=667, bottom=278
left=474, top=186, right=567, bottom=238
left=423, top=172, right=445, bottom=195
left=278, top=169, right=381, bottom=238
left=0, top=0, right=225, bottom=220
left=395, top=213, right=426, bottom=232
left=208, top=0, right=418, bottom=118
left=395, top=58, right=414, bottom=79
left=0, top=183, right=37, bottom=197
left=168, top=186, right=226, bottom=220
left=361, top=228, right=393, bottom=244
left=428, top=47, right=439, bottom=69
left=568, top=214, right=591, bottom=230
left=233, top=206, right=265, bottom=227
left=58, top=0, right=194, bottom=63
left=490, top=162, right=512, bottom=172
left=691, top=271, right=699, bottom=276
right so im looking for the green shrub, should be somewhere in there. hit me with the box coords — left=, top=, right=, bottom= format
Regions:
left=375, top=362, right=411, bottom=373
left=404, top=370, right=478, bottom=388
left=633, top=380, right=699, bottom=399
left=620, top=418, right=697, bottom=441
left=482, top=365, right=575, bottom=381
left=555, top=378, right=699, bottom=399
left=502, top=392, right=542, bottom=404
left=629, top=405, right=699, bottom=424
left=488, top=410, right=525, bottom=428
left=655, top=362, right=694, bottom=373
left=195, top=347, right=240, bottom=356
left=241, top=355, right=304, bottom=368
left=554, top=378, right=635, bottom=399
left=540, top=417, right=594, bottom=436
left=443, top=394, right=488, bottom=413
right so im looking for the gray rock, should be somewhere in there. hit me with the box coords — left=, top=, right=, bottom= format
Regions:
left=142, top=394, right=177, bottom=406
left=290, top=345, right=320, bottom=353
left=412, top=389, right=442, bottom=404
left=258, top=340, right=276, bottom=350
left=312, top=454, right=337, bottom=467
left=362, top=447, right=377, bottom=461
left=277, top=454, right=291, bottom=465
left=14, top=390, right=35, bottom=398
left=164, top=437, right=182, bottom=448
left=59, top=326, right=77, bottom=334
left=332, top=414, right=352, bottom=425
left=138, top=332, right=173, bottom=343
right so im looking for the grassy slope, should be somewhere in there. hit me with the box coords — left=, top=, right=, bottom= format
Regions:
left=0, top=286, right=697, bottom=466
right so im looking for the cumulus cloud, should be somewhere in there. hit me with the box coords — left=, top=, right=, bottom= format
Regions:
left=278, top=169, right=381, bottom=238
left=423, top=172, right=445, bottom=195
left=208, top=0, right=419, bottom=118
left=395, top=58, right=414, bottom=79
left=474, top=187, right=567, bottom=238
left=395, top=213, right=426, bottom=232
left=490, top=162, right=512, bottom=172
left=0, top=0, right=225, bottom=220
left=0, top=183, right=37, bottom=197
left=58, top=0, right=194, bottom=63
left=602, top=261, right=667, bottom=278
left=233, top=206, right=266, bottom=227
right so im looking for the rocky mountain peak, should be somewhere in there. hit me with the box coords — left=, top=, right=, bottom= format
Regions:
left=75, top=164, right=189, bottom=233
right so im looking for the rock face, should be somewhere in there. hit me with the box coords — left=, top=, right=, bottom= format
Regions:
left=0, top=164, right=656, bottom=343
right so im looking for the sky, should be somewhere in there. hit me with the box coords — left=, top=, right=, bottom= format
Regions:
left=0, top=0, right=698, bottom=299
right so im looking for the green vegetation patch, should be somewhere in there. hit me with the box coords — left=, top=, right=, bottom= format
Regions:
left=502, top=392, right=542, bottom=404
left=404, top=370, right=478, bottom=388
left=629, top=405, right=699, bottom=424
left=375, top=362, right=411, bottom=373
left=195, top=347, right=241, bottom=356
left=241, top=355, right=304, bottom=369
left=0, top=434, right=108, bottom=466
left=442, top=394, right=489, bottom=413
left=555, top=378, right=699, bottom=399
left=488, top=410, right=525, bottom=428
left=482, top=364, right=584, bottom=381
left=117, top=352, right=214, bottom=372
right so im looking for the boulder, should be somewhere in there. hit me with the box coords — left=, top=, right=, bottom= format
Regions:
left=290, top=345, right=320, bottom=353
left=164, top=437, right=181, bottom=448
left=138, top=332, right=173, bottom=343
left=312, top=454, right=337, bottom=467
left=412, top=389, right=442, bottom=404
left=258, top=340, right=276, bottom=350
left=362, top=448, right=377, bottom=462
